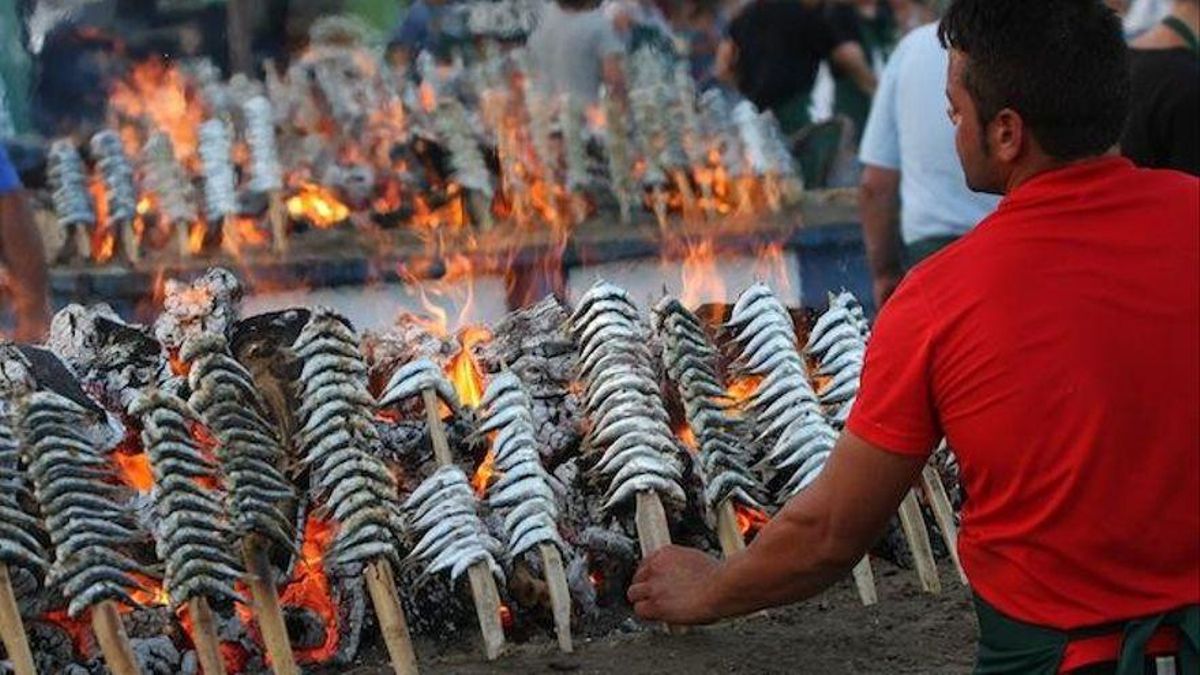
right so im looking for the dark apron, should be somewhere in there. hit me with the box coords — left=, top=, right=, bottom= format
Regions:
left=973, top=595, right=1200, bottom=674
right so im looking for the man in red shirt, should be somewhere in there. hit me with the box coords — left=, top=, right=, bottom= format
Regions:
left=628, top=1, right=1199, bottom=672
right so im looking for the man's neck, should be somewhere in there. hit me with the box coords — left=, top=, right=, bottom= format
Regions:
left=1004, top=149, right=1117, bottom=194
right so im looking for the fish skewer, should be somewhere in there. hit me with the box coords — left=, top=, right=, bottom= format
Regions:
left=141, top=131, right=198, bottom=258
left=182, top=333, right=299, bottom=675
left=133, top=390, right=236, bottom=675
left=89, top=130, right=140, bottom=263
left=380, top=359, right=506, bottom=660
left=20, top=392, right=144, bottom=675
left=479, top=372, right=572, bottom=652
left=0, top=417, right=40, bottom=675
left=291, top=309, right=418, bottom=674
left=242, top=95, right=288, bottom=253
left=46, top=139, right=95, bottom=262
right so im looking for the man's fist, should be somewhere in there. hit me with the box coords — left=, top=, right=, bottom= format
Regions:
left=627, top=545, right=723, bottom=625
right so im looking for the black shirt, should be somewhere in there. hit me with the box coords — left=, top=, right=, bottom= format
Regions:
left=1121, top=48, right=1200, bottom=177
left=728, top=0, right=845, bottom=110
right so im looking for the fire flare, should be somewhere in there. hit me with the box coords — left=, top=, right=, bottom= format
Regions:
left=277, top=514, right=340, bottom=664
left=733, top=503, right=770, bottom=539
left=286, top=183, right=350, bottom=229
left=108, top=59, right=205, bottom=169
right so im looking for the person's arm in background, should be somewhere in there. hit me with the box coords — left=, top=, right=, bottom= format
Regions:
left=598, top=12, right=629, bottom=101
left=857, top=44, right=905, bottom=307
left=825, top=3, right=879, bottom=96
left=0, top=187, right=50, bottom=342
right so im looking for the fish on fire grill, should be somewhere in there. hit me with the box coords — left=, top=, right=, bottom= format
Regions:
left=0, top=414, right=49, bottom=575
left=727, top=283, right=833, bottom=503
left=89, top=129, right=139, bottom=260
left=291, top=308, right=406, bottom=569
left=570, top=281, right=686, bottom=511
left=377, top=356, right=463, bottom=414
left=403, top=465, right=505, bottom=586
left=19, top=392, right=152, bottom=618
left=808, top=291, right=870, bottom=428
left=652, top=297, right=765, bottom=516
left=132, top=389, right=242, bottom=607
left=242, top=95, right=284, bottom=195
left=46, top=138, right=96, bottom=259
left=198, top=118, right=237, bottom=225
left=141, top=131, right=199, bottom=253
left=478, top=372, right=566, bottom=560
left=182, top=332, right=295, bottom=554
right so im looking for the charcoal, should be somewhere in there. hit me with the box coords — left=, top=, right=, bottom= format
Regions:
left=131, top=634, right=182, bottom=675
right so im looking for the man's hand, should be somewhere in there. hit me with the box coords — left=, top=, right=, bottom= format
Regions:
left=873, top=272, right=903, bottom=309
left=627, top=545, right=722, bottom=625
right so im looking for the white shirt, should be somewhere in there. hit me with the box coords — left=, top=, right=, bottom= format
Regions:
left=858, top=23, right=999, bottom=245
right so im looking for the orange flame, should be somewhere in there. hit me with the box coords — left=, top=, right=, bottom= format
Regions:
left=733, top=503, right=770, bottom=539
left=677, top=238, right=725, bottom=309
left=675, top=425, right=698, bottom=453
left=286, top=183, right=350, bottom=229
left=88, top=177, right=115, bottom=264
left=113, top=450, right=155, bottom=493
left=446, top=325, right=490, bottom=409
left=726, top=375, right=763, bottom=405
left=471, top=448, right=498, bottom=497
left=499, top=603, right=513, bottom=632
left=277, top=514, right=339, bottom=664
left=108, top=58, right=205, bottom=169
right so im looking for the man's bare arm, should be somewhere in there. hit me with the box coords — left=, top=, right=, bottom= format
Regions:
left=0, top=191, right=50, bottom=341
left=628, top=432, right=926, bottom=623
left=860, top=165, right=904, bottom=307
left=830, top=42, right=878, bottom=97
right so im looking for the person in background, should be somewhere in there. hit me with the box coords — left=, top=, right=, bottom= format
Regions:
left=888, top=0, right=936, bottom=35
left=1121, top=0, right=1199, bottom=176
left=0, top=145, right=49, bottom=342
left=717, top=0, right=876, bottom=135
left=826, top=0, right=898, bottom=142
left=627, top=1, right=1199, bottom=672
left=669, top=0, right=726, bottom=88
left=387, top=0, right=452, bottom=67
left=858, top=21, right=998, bottom=307
left=527, top=0, right=626, bottom=105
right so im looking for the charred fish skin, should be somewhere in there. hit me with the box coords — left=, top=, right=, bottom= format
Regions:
left=20, top=391, right=145, bottom=618
left=292, top=308, right=406, bottom=570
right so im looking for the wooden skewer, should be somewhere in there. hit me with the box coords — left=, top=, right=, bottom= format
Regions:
left=919, top=464, right=968, bottom=585
left=119, top=218, right=140, bottom=264
left=0, top=564, right=35, bottom=675
left=635, top=491, right=686, bottom=635
left=851, top=556, right=878, bottom=606
left=187, top=596, right=228, bottom=675
left=650, top=186, right=669, bottom=230
left=74, top=223, right=93, bottom=261
left=364, top=559, right=420, bottom=674
left=735, top=177, right=755, bottom=216
left=421, top=387, right=506, bottom=660
left=538, top=543, right=573, bottom=653
left=469, top=192, right=495, bottom=231
left=268, top=191, right=288, bottom=255
left=671, top=170, right=699, bottom=220
left=897, top=491, right=941, bottom=594
left=91, top=600, right=140, bottom=675
left=763, top=173, right=783, bottom=214
left=241, top=536, right=299, bottom=675
left=221, top=214, right=239, bottom=257
left=715, top=498, right=746, bottom=558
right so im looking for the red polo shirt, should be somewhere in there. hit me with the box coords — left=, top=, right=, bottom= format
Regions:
left=848, top=158, right=1199, bottom=634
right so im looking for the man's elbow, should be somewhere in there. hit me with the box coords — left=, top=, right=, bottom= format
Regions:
left=859, top=166, right=899, bottom=205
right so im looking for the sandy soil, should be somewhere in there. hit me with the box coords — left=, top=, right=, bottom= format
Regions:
left=334, top=561, right=978, bottom=674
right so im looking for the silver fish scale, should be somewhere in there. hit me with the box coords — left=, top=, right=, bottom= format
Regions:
left=141, top=132, right=198, bottom=226
left=242, top=95, right=283, bottom=193
left=184, top=334, right=294, bottom=551
left=480, top=373, right=562, bottom=559
left=47, top=139, right=95, bottom=228
left=19, top=392, right=144, bottom=617
left=292, top=310, right=405, bottom=570
left=0, top=420, right=48, bottom=573
left=404, top=466, right=502, bottom=585
left=88, top=130, right=138, bottom=225
left=198, top=119, right=237, bottom=220
left=137, top=391, right=240, bottom=607
left=574, top=280, right=684, bottom=510
left=653, top=298, right=765, bottom=513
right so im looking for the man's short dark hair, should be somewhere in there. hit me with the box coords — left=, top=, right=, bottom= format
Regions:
left=939, top=0, right=1131, bottom=161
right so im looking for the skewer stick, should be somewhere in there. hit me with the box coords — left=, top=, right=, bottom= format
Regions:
left=671, top=170, right=699, bottom=220
left=268, top=191, right=288, bottom=254
left=420, top=387, right=506, bottom=659
left=0, top=564, right=35, bottom=675
left=650, top=186, right=669, bottom=230
left=118, top=218, right=140, bottom=264
left=221, top=214, right=239, bottom=257
left=715, top=498, right=746, bottom=557
left=635, top=491, right=686, bottom=635
left=897, top=491, right=941, bottom=594
left=187, top=596, right=228, bottom=675
left=364, top=559, right=420, bottom=674
left=763, top=173, right=782, bottom=214
left=91, top=600, right=140, bottom=675
left=538, top=543, right=573, bottom=653
left=919, top=464, right=968, bottom=585
left=851, top=556, right=877, bottom=606
left=241, top=536, right=299, bottom=675
left=735, top=177, right=755, bottom=216
left=74, top=223, right=93, bottom=261
left=468, top=192, right=495, bottom=231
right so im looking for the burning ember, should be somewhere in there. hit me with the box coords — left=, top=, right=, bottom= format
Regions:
left=734, top=503, right=771, bottom=539
left=286, top=183, right=350, bottom=229
left=446, top=325, right=491, bottom=409
left=278, top=515, right=340, bottom=664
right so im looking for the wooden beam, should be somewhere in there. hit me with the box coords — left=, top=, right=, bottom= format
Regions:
left=897, top=491, right=941, bottom=594
left=364, top=560, right=420, bottom=674
left=91, top=600, right=139, bottom=675
left=241, top=537, right=299, bottom=675
left=187, top=596, right=228, bottom=675
left=635, top=491, right=686, bottom=634
left=851, top=556, right=877, bottom=606
left=0, top=564, right=35, bottom=675
left=715, top=498, right=747, bottom=558
left=538, top=543, right=573, bottom=653
left=919, top=464, right=968, bottom=585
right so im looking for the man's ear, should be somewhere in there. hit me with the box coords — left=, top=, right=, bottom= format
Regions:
left=991, top=108, right=1025, bottom=163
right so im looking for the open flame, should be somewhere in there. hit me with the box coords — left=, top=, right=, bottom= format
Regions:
left=446, top=325, right=491, bottom=409
left=269, top=515, right=340, bottom=664
left=674, top=237, right=725, bottom=309
left=286, top=183, right=350, bottom=229
left=108, top=58, right=205, bottom=170
left=675, top=424, right=698, bottom=453
left=726, top=375, right=763, bottom=406
left=733, top=503, right=770, bottom=539
left=471, top=449, right=498, bottom=497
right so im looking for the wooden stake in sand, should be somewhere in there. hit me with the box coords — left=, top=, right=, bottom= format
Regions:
left=897, top=491, right=941, bottom=594
left=364, top=559, right=420, bottom=674
left=0, top=564, right=35, bottom=675
left=268, top=191, right=289, bottom=255
left=187, top=596, right=228, bottom=675
left=919, top=464, right=968, bottom=586
left=715, top=498, right=747, bottom=557
left=91, top=600, right=140, bottom=675
left=635, top=491, right=686, bottom=635
left=241, top=536, right=300, bottom=675
left=538, top=543, right=573, bottom=653
left=851, top=557, right=878, bottom=606
left=421, top=388, right=507, bottom=660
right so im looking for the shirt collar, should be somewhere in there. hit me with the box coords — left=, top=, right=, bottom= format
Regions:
left=997, top=156, right=1134, bottom=211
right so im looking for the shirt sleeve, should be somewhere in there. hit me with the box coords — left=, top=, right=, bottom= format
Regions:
left=0, top=145, right=20, bottom=194
left=594, top=13, right=625, bottom=57
left=857, top=38, right=901, bottom=169
left=846, top=274, right=942, bottom=456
